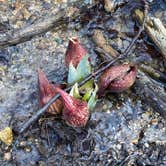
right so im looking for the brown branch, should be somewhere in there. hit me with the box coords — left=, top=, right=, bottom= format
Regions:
left=15, top=1, right=148, bottom=134
left=0, top=16, right=66, bottom=49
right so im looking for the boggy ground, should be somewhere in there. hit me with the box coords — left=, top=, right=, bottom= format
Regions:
left=0, top=0, right=165, bottom=165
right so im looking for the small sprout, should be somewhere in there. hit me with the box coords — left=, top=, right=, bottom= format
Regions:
left=88, top=83, right=98, bottom=110
left=56, top=87, right=90, bottom=128
left=67, top=54, right=91, bottom=85
left=65, top=37, right=87, bottom=68
left=38, top=68, right=63, bottom=114
left=98, top=63, right=137, bottom=95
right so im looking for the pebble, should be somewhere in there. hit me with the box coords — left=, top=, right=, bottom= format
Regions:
left=19, top=141, right=27, bottom=147
left=25, top=147, right=31, bottom=152
left=4, top=152, right=11, bottom=160
left=144, top=143, right=149, bottom=148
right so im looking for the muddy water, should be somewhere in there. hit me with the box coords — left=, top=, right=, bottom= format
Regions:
left=0, top=0, right=166, bottom=165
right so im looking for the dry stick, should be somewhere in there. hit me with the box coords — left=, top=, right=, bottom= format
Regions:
left=16, top=2, right=148, bottom=134
left=0, top=15, right=67, bottom=49
left=0, top=18, right=66, bottom=49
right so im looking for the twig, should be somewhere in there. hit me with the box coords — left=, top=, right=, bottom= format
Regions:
left=15, top=1, right=148, bottom=134
left=0, top=17, right=66, bottom=49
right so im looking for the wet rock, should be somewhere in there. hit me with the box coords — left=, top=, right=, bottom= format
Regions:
left=13, top=144, right=40, bottom=166
left=0, top=49, right=10, bottom=65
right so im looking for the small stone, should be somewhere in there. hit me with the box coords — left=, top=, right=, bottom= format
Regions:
left=4, top=152, right=11, bottom=161
left=144, top=143, right=149, bottom=148
left=19, top=141, right=27, bottom=147
left=103, top=104, right=107, bottom=110
left=131, top=138, right=139, bottom=144
left=35, top=139, right=39, bottom=143
left=106, top=109, right=110, bottom=113
left=25, top=147, right=31, bottom=152
left=116, top=144, right=121, bottom=150
left=151, top=118, right=158, bottom=125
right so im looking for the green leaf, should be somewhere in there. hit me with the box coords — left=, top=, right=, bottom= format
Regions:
left=81, top=80, right=94, bottom=101
left=77, top=54, right=91, bottom=80
left=69, top=83, right=82, bottom=99
left=88, top=84, right=98, bottom=110
left=67, top=63, right=78, bottom=85
left=79, top=80, right=93, bottom=92
left=82, top=89, right=93, bottom=101
left=67, top=54, right=91, bottom=85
